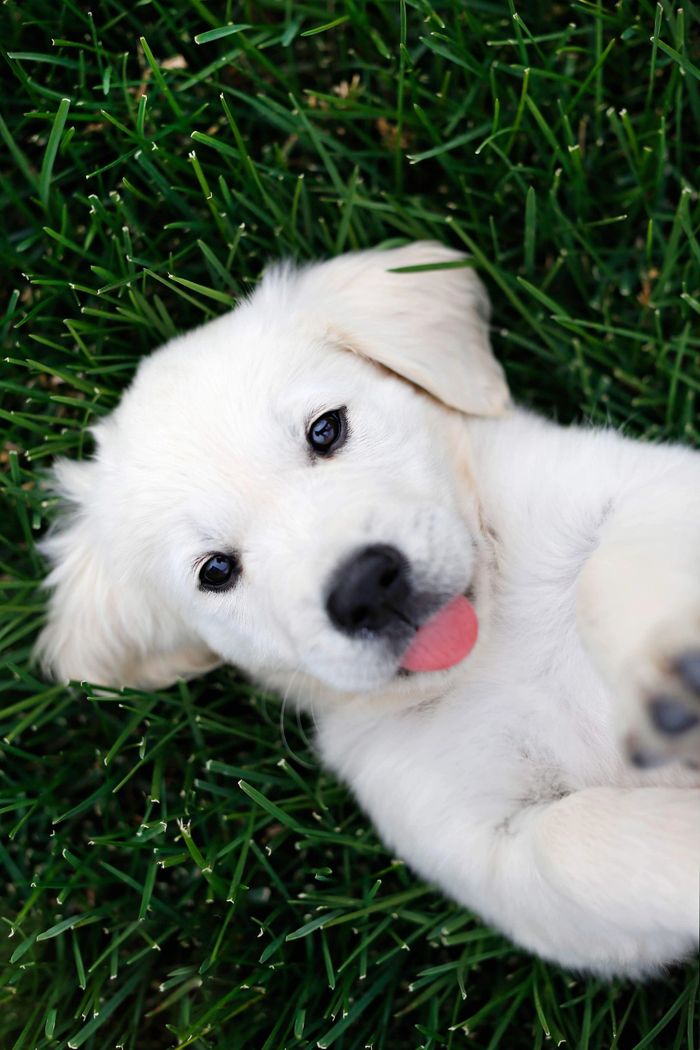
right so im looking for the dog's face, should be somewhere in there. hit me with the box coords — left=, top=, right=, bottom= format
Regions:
left=37, top=242, right=510, bottom=702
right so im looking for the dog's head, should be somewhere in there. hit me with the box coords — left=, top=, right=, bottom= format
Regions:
left=36, top=242, right=510, bottom=701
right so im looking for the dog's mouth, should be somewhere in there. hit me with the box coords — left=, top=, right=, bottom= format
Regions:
left=397, top=589, right=479, bottom=675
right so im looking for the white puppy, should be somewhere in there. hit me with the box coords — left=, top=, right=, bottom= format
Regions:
left=37, top=242, right=700, bottom=977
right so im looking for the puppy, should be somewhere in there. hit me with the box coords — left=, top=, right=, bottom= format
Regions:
left=36, top=242, right=700, bottom=977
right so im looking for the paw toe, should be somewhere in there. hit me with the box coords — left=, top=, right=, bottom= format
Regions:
left=674, top=650, right=700, bottom=694
left=627, top=741, right=668, bottom=769
left=648, top=697, right=700, bottom=735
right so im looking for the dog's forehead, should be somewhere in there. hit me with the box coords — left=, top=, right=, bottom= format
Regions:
left=94, top=313, right=412, bottom=547
left=105, top=311, right=385, bottom=505
left=124, top=315, right=364, bottom=423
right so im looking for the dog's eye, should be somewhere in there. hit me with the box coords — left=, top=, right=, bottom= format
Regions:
left=198, top=553, right=240, bottom=591
left=307, top=408, right=347, bottom=456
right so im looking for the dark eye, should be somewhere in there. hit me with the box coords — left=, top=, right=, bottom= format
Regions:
left=198, top=553, right=239, bottom=591
left=307, top=408, right=347, bottom=456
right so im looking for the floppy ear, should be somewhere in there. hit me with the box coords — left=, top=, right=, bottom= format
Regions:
left=35, top=457, right=219, bottom=689
left=289, top=240, right=510, bottom=416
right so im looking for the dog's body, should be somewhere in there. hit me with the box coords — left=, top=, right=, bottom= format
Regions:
left=37, top=243, right=700, bottom=977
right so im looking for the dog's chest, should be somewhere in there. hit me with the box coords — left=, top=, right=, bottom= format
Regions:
left=317, top=607, right=616, bottom=828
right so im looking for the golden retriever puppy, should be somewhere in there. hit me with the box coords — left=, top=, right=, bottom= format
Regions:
left=37, top=243, right=700, bottom=976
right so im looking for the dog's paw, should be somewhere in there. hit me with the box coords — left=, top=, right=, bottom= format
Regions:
left=623, top=638, right=700, bottom=769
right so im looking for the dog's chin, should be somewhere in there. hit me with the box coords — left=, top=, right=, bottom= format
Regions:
left=308, top=660, right=402, bottom=696
left=307, top=651, right=470, bottom=700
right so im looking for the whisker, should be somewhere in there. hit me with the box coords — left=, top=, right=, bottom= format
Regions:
left=278, top=664, right=317, bottom=770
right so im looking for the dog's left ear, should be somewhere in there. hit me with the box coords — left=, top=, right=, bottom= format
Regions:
left=286, top=241, right=510, bottom=416
left=35, top=454, right=220, bottom=690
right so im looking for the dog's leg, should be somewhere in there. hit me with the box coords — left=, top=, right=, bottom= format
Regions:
left=496, top=786, right=700, bottom=974
left=576, top=464, right=700, bottom=765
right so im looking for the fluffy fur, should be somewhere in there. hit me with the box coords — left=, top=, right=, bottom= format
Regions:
left=37, top=242, right=700, bottom=977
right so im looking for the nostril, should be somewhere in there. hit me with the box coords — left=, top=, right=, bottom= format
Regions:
left=325, top=544, right=411, bottom=635
left=350, top=604, right=370, bottom=628
left=379, top=566, right=399, bottom=589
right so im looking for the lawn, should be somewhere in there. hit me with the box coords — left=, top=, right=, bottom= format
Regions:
left=1, top=1, right=699, bottom=1047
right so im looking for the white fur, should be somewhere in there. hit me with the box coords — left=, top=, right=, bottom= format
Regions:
left=36, top=242, right=700, bottom=977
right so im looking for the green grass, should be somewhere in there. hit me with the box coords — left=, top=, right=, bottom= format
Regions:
left=1, top=0, right=699, bottom=1046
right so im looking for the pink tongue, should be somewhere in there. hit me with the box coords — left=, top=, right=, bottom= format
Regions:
left=400, top=595, right=478, bottom=673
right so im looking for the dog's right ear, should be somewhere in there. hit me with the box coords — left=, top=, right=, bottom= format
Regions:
left=269, top=240, right=511, bottom=417
left=35, top=457, right=218, bottom=690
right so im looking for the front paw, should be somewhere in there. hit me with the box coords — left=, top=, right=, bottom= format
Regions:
left=624, top=641, right=700, bottom=768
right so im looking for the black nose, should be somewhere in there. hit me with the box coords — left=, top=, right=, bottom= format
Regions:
left=325, top=544, right=411, bottom=635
